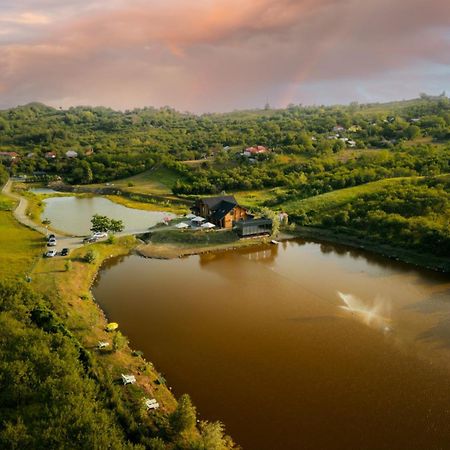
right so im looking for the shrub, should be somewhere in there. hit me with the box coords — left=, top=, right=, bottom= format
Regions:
left=83, top=250, right=97, bottom=264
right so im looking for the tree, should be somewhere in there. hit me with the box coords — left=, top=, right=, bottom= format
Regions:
left=260, top=207, right=280, bottom=237
left=112, top=331, right=128, bottom=352
left=193, top=421, right=237, bottom=450
left=90, top=214, right=124, bottom=234
left=169, top=394, right=197, bottom=434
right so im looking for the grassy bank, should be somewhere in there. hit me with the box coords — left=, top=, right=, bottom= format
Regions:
left=29, top=236, right=178, bottom=414
left=138, top=228, right=273, bottom=258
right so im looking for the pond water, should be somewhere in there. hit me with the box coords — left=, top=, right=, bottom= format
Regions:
left=92, top=240, right=450, bottom=450
left=41, top=196, right=173, bottom=235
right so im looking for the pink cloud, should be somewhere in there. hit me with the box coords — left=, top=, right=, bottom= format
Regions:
left=0, top=0, right=448, bottom=111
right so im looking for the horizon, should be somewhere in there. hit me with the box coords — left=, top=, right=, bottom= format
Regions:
left=0, top=0, right=449, bottom=112
left=2, top=93, right=447, bottom=116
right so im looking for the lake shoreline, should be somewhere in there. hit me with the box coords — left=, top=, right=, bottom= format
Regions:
left=137, top=224, right=449, bottom=273
left=292, top=225, right=450, bottom=273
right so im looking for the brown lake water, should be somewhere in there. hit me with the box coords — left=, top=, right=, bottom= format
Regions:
left=92, top=239, right=450, bottom=450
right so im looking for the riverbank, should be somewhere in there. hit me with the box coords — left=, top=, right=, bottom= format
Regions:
left=293, top=225, right=450, bottom=272
left=137, top=228, right=291, bottom=259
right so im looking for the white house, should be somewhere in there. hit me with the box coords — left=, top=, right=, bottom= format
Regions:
left=66, top=150, right=78, bottom=158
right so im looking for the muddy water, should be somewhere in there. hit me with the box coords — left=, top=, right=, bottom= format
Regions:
left=41, top=196, right=173, bottom=235
left=92, top=239, right=450, bottom=450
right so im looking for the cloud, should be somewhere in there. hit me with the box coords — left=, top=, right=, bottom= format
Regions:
left=0, top=12, right=50, bottom=25
left=0, top=0, right=448, bottom=111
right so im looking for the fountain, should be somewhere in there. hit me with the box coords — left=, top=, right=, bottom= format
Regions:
left=337, top=291, right=392, bottom=332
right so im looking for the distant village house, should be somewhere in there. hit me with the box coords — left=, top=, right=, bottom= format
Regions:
left=242, top=145, right=269, bottom=157
left=66, top=150, right=78, bottom=158
left=0, top=151, right=19, bottom=161
left=45, top=151, right=57, bottom=159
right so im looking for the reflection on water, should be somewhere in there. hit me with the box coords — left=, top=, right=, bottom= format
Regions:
left=93, top=239, right=450, bottom=450
left=41, top=196, right=174, bottom=235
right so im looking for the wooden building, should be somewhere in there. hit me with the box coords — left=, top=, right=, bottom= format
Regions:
left=192, top=195, right=250, bottom=229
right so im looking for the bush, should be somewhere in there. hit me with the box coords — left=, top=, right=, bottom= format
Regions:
left=83, top=250, right=97, bottom=264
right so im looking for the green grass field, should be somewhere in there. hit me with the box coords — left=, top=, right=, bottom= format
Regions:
left=0, top=195, right=43, bottom=280
left=0, top=193, right=15, bottom=211
left=234, top=188, right=287, bottom=208
left=112, top=167, right=181, bottom=195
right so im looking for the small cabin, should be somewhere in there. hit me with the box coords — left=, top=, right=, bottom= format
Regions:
left=235, top=218, right=273, bottom=237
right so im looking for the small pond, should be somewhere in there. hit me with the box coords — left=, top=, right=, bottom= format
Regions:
left=41, top=195, right=174, bottom=235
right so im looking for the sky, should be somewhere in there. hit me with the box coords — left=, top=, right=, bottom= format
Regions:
left=0, top=0, right=449, bottom=112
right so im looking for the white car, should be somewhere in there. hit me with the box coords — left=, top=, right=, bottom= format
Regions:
left=45, top=249, right=57, bottom=257
left=92, top=232, right=107, bottom=239
left=47, top=238, right=57, bottom=247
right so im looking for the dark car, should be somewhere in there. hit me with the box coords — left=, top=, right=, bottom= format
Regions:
left=48, top=234, right=56, bottom=240
left=60, top=248, right=69, bottom=256
left=83, top=236, right=98, bottom=243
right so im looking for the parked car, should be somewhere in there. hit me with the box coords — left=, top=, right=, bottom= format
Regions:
left=45, top=249, right=57, bottom=257
left=92, top=232, right=107, bottom=239
left=60, top=248, right=69, bottom=256
left=47, top=239, right=57, bottom=247
left=48, top=234, right=56, bottom=240
left=83, top=236, right=98, bottom=243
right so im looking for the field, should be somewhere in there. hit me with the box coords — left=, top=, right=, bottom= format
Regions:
left=110, top=167, right=180, bottom=196
left=233, top=188, right=287, bottom=208
left=0, top=194, right=43, bottom=280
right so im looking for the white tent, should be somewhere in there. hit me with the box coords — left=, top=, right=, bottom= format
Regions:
left=175, top=222, right=189, bottom=229
left=186, top=213, right=196, bottom=219
left=191, top=216, right=206, bottom=223
left=201, top=222, right=216, bottom=229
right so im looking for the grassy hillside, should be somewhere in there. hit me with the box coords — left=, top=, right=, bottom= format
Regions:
left=282, top=175, right=450, bottom=263
left=110, top=167, right=180, bottom=195
left=0, top=195, right=43, bottom=280
left=281, top=177, right=405, bottom=216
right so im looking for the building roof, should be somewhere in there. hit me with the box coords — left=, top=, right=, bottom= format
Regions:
left=245, top=145, right=268, bottom=154
left=237, top=218, right=273, bottom=227
left=210, top=200, right=237, bottom=222
left=0, top=151, right=19, bottom=158
left=200, top=195, right=237, bottom=210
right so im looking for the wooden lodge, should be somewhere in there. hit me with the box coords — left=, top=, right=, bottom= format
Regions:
left=192, top=195, right=250, bottom=230
left=192, top=195, right=273, bottom=236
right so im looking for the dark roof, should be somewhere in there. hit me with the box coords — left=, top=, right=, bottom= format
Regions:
left=200, top=195, right=237, bottom=210
left=210, top=200, right=237, bottom=222
left=237, top=218, right=272, bottom=227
